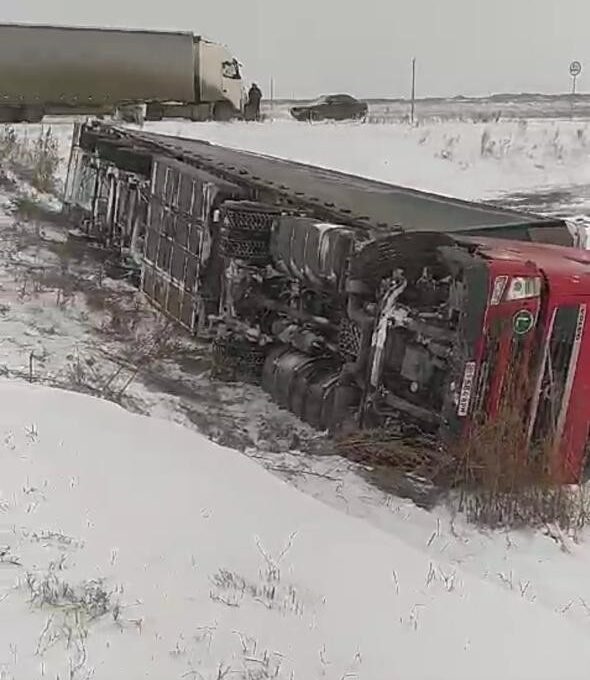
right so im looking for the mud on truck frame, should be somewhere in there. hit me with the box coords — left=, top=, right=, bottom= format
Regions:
left=63, top=120, right=590, bottom=482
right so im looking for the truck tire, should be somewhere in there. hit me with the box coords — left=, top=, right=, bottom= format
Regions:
left=145, top=103, right=164, bottom=122
left=211, top=335, right=267, bottom=382
left=0, top=106, right=23, bottom=123
left=213, top=101, right=235, bottom=122
left=115, top=104, right=144, bottom=125
left=24, top=106, right=43, bottom=123
left=219, top=201, right=280, bottom=265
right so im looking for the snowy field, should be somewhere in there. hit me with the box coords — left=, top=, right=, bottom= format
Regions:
left=32, top=110, right=590, bottom=214
left=2, top=112, right=590, bottom=677
left=267, top=94, right=590, bottom=123
left=145, top=118, right=590, bottom=211
left=2, top=382, right=590, bottom=679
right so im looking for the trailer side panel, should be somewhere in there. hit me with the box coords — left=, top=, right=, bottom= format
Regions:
left=0, top=24, right=196, bottom=105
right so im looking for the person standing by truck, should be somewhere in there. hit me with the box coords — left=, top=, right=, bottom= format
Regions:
left=246, top=83, right=262, bottom=121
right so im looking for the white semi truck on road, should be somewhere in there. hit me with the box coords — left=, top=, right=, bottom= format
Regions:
left=0, top=23, right=245, bottom=123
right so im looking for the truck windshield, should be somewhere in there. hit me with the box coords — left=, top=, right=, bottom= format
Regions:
left=530, top=304, right=585, bottom=443
left=222, top=60, right=241, bottom=80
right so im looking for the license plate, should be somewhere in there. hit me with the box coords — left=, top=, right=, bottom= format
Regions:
left=458, top=361, right=477, bottom=417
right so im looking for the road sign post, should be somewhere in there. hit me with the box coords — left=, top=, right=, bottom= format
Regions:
left=410, top=57, right=416, bottom=125
left=570, top=61, right=582, bottom=117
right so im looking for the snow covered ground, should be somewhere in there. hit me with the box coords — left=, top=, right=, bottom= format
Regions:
left=3, top=381, right=590, bottom=680
left=2, top=114, right=590, bottom=676
left=24, top=114, right=590, bottom=211
left=0, top=189, right=319, bottom=456
left=143, top=118, right=590, bottom=206
left=267, top=95, right=590, bottom=123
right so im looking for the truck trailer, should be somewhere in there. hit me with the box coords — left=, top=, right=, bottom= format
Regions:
left=62, top=121, right=590, bottom=483
left=0, top=23, right=245, bottom=123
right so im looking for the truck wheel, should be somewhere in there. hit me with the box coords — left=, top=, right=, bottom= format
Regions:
left=21, top=106, right=43, bottom=123
left=211, top=335, right=267, bottom=382
left=213, top=102, right=235, bottom=122
left=145, top=103, right=164, bottom=122
left=115, top=105, right=144, bottom=125
left=0, top=107, right=23, bottom=123
left=219, top=201, right=280, bottom=265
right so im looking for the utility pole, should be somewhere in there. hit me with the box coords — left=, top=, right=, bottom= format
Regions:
left=410, top=57, right=416, bottom=125
left=270, top=76, right=275, bottom=113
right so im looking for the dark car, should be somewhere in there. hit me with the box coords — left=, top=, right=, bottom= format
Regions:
left=290, top=94, right=368, bottom=122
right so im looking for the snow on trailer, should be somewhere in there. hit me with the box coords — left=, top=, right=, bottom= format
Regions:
left=62, top=120, right=590, bottom=481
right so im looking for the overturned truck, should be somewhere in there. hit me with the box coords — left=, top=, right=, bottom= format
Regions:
left=63, top=121, right=590, bottom=481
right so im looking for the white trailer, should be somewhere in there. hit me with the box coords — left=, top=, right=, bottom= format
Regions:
left=0, top=23, right=245, bottom=122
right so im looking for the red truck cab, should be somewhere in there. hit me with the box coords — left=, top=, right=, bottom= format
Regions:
left=354, top=232, right=590, bottom=483
left=453, top=237, right=590, bottom=481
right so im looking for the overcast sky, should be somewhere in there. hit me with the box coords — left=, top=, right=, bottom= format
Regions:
left=3, top=0, right=589, bottom=99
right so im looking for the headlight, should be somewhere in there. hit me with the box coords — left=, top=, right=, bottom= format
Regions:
left=505, top=276, right=541, bottom=301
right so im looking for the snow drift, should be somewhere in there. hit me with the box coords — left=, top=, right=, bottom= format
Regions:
left=1, top=382, right=590, bottom=679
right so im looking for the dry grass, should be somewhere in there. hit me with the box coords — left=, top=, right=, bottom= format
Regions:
left=336, top=368, right=590, bottom=531
left=29, top=128, right=60, bottom=193
left=23, top=563, right=119, bottom=678
left=453, top=377, right=590, bottom=531
left=0, top=125, right=61, bottom=194
left=60, top=321, right=181, bottom=404
left=11, top=194, right=63, bottom=224
left=209, top=534, right=303, bottom=617
left=336, top=428, right=454, bottom=482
